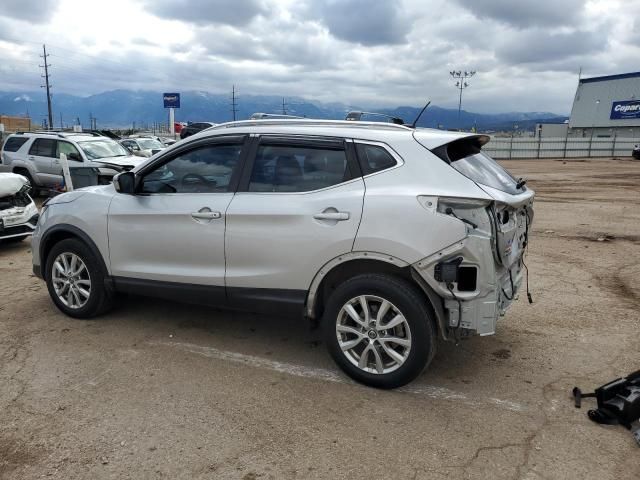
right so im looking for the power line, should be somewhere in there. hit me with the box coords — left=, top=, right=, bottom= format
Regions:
left=39, top=44, right=53, bottom=130
left=449, top=70, right=476, bottom=122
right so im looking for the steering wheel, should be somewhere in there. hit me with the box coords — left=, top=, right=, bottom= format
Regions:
left=180, top=173, right=215, bottom=192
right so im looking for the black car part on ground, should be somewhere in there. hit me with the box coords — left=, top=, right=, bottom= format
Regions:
left=573, top=370, right=640, bottom=446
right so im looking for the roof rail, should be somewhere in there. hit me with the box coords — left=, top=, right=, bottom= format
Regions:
left=210, top=118, right=412, bottom=131
left=345, top=111, right=405, bottom=125
left=249, top=113, right=305, bottom=120
left=31, top=131, right=67, bottom=138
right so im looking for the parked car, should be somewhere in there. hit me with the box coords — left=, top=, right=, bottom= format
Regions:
left=159, top=136, right=177, bottom=146
left=120, top=136, right=167, bottom=158
left=179, top=122, right=216, bottom=139
left=1, top=132, right=143, bottom=191
left=174, top=122, right=185, bottom=135
left=32, top=119, right=534, bottom=388
left=0, top=172, right=38, bottom=243
left=633, top=144, right=640, bottom=159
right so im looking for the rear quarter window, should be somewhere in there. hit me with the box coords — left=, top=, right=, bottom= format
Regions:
left=2, top=137, right=29, bottom=152
left=355, top=143, right=397, bottom=175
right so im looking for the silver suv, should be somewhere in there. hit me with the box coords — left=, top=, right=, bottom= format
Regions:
left=31, top=120, right=534, bottom=388
left=1, top=131, right=142, bottom=189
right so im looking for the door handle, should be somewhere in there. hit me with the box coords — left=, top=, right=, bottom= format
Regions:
left=191, top=207, right=221, bottom=220
left=313, top=211, right=350, bottom=221
left=28, top=156, right=35, bottom=161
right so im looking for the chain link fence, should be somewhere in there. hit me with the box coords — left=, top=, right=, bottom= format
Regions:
left=483, top=136, right=640, bottom=159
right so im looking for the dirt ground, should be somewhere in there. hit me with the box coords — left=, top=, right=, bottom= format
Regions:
left=1, top=158, right=639, bottom=479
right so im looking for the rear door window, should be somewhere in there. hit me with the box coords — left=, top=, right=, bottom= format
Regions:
left=248, top=143, right=352, bottom=192
left=2, top=136, right=28, bottom=152
left=28, top=138, right=57, bottom=157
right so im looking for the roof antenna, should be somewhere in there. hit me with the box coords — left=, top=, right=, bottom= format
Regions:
left=410, top=100, right=431, bottom=128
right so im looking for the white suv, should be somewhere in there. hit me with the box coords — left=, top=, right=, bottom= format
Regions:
left=31, top=120, right=534, bottom=388
left=1, top=132, right=143, bottom=190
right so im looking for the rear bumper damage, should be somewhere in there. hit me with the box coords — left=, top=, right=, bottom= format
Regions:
left=413, top=197, right=533, bottom=338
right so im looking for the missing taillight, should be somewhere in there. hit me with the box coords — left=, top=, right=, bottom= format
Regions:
left=457, top=267, right=477, bottom=291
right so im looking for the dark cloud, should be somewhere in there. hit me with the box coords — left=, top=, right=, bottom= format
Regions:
left=496, top=28, right=607, bottom=65
left=308, top=0, right=412, bottom=46
left=144, top=0, right=267, bottom=26
left=0, top=0, right=61, bottom=24
left=0, top=0, right=634, bottom=115
left=453, top=0, right=586, bottom=28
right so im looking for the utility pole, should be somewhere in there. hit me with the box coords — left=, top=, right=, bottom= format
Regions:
left=282, top=97, right=287, bottom=115
left=59, top=112, right=63, bottom=129
left=40, top=44, right=53, bottom=130
left=449, top=70, right=476, bottom=125
left=230, top=85, right=238, bottom=121
left=87, top=112, right=97, bottom=130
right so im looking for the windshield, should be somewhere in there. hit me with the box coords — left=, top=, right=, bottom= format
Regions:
left=138, top=139, right=164, bottom=150
left=451, top=151, right=521, bottom=195
left=79, top=139, right=129, bottom=160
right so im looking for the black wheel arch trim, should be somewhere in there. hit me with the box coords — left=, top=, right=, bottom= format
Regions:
left=39, top=224, right=110, bottom=283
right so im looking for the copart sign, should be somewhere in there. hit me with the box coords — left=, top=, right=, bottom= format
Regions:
left=610, top=100, right=640, bottom=120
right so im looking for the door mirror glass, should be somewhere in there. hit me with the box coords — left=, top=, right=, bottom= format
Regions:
left=113, top=171, right=136, bottom=194
left=67, top=152, right=82, bottom=162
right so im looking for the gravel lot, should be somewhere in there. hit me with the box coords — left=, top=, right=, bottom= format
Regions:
left=1, top=158, right=639, bottom=479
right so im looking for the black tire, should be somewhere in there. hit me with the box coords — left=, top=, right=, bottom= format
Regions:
left=45, top=238, right=113, bottom=318
left=323, top=274, right=437, bottom=389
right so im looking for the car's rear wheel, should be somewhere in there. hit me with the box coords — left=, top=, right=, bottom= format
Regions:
left=323, top=274, right=436, bottom=389
left=45, top=238, right=113, bottom=318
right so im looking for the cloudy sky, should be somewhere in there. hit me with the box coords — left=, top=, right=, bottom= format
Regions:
left=0, top=0, right=638, bottom=114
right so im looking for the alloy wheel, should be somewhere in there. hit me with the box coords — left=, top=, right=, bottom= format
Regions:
left=336, top=295, right=412, bottom=374
left=51, top=252, right=92, bottom=309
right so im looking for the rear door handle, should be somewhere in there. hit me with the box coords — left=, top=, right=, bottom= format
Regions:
left=191, top=207, right=221, bottom=220
left=313, top=211, right=350, bottom=221
left=192, top=212, right=221, bottom=219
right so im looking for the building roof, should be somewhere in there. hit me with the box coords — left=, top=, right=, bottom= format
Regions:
left=580, top=72, right=640, bottom=84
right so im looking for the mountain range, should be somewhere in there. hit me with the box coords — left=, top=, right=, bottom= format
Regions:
left=0, top=90, right=567, bottom=132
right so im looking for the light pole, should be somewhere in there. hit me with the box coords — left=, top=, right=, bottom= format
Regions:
left=450, top=70, right=476, bottom=125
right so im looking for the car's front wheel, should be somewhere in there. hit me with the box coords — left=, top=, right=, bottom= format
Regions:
left=323, top=274, right=436, bottom=389
left=45, top=238, right=113, bottom=318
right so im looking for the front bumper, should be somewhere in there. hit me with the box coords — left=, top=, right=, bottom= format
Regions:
left=0, top=208, right=39, bottom=240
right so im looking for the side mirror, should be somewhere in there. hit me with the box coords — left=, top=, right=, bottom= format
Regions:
left=113, top=171, right=136, bottom=194
left=68, top=153, right=82, bottom=162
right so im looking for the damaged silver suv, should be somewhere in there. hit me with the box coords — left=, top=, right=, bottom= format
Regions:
left=31, top=119, right=534, bottom=388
